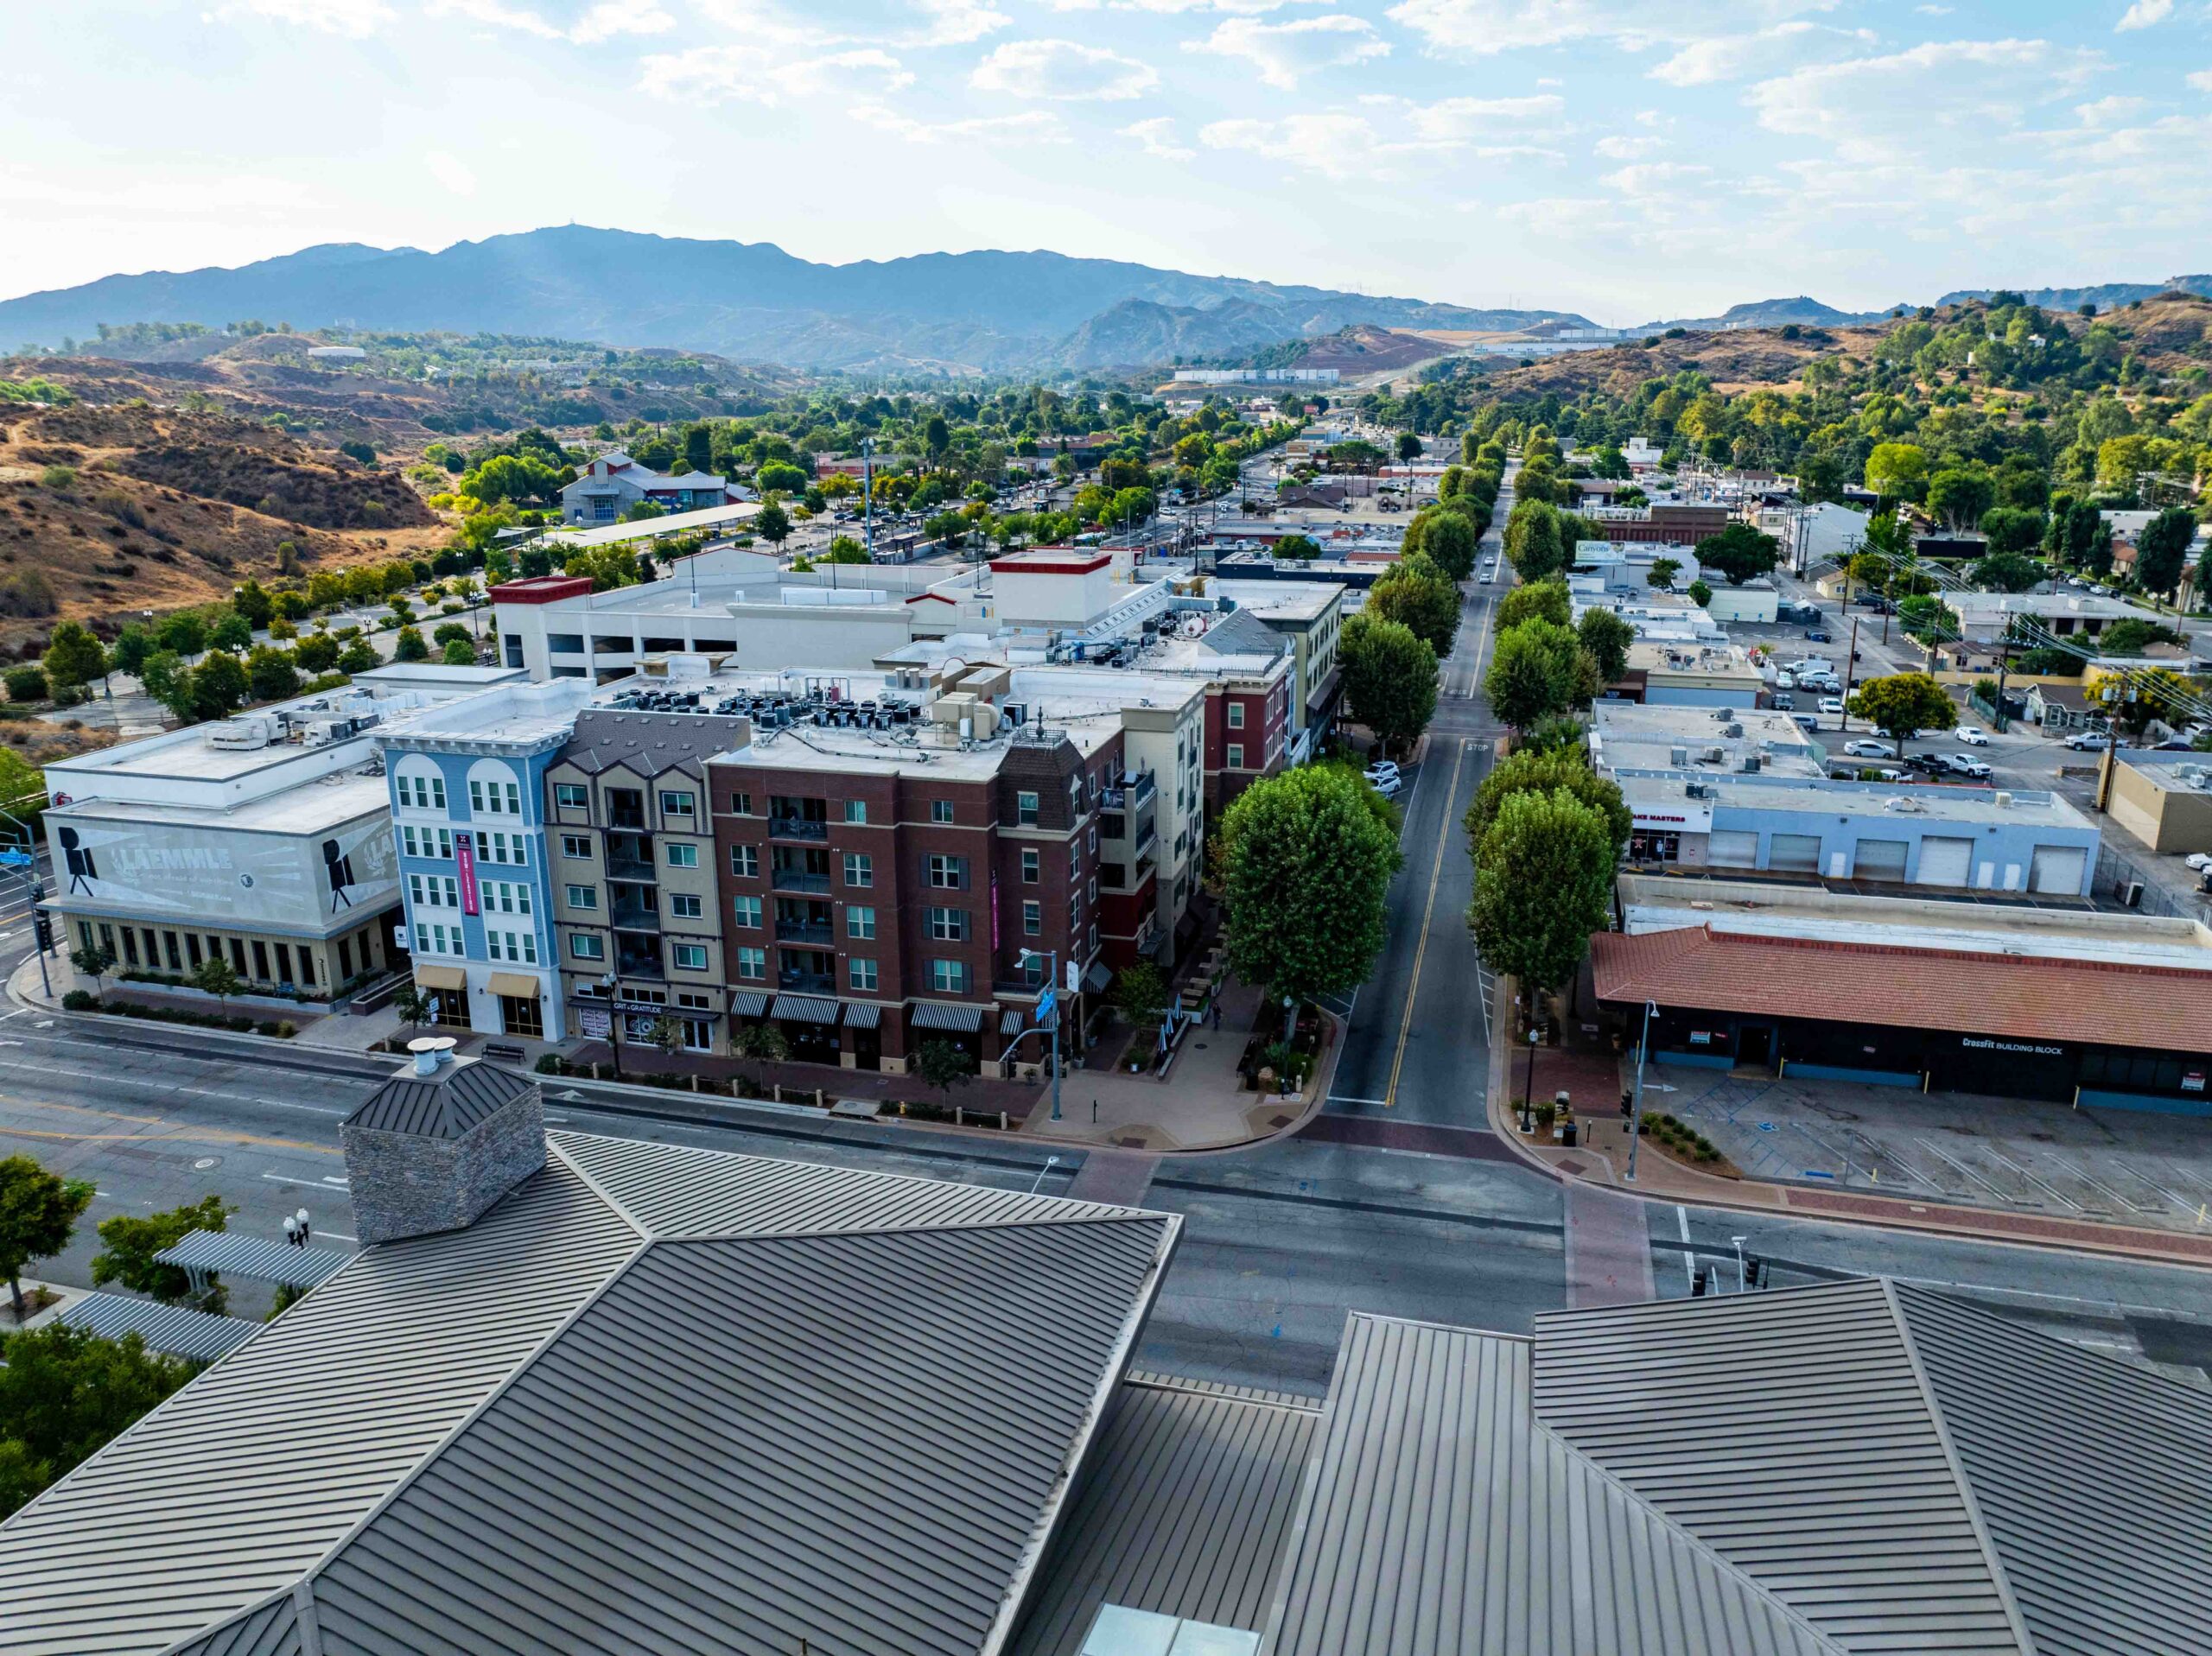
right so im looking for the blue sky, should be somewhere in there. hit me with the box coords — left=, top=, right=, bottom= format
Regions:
left=4, top=0, right=2209, bottom=324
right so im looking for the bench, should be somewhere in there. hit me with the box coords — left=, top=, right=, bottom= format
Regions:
left=481, top=1042, right=526, bottom=1064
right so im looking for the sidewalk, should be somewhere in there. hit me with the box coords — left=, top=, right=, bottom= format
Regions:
left=1019, top=979, right=1335, bottom=1154
left=1485, top=977, right=2212, bottom=1271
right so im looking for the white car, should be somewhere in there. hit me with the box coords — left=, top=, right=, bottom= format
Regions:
left=2185, top=853, right=2212, bottom=872
left=1842, top=739, right=1890, bottom=758
left=1776, top=671, right=1796, bottom=690
left=1943, top=753, right=1993, bottom=779
left=1955, top=726, right=1989, bottom=746
left=1820, top=697, right=1845, bottom=714
left=1366, top=770, right=1402, bottom=799
left=2065, top=732, right=2113, bottom=751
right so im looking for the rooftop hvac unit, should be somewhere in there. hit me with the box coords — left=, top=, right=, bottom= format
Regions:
left=1669, top=746, right=1688, bottom=765
left=1741, top=755, right=1762, bottom=773
left=207, top=714, right=283, bottom=751
left=1723, top=722, right=1744, bottom=738
left=1993, top=790, right=2013, bottom=809
left=1704, top=746, right=1726, bottom=764
left=2124, top=879, right=2145, bottom=909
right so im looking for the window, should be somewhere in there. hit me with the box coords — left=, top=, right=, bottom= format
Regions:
left=931, top=799, right=955, bottom=824
left=729, top=844, right=759, bottom=879
left=1088, top=825, right=1098, bottom=853
left=399, top=824, right=454, bottom=859
left=555, top=784, right=589, bottom=809
left=659, top=790, right=696, bottom=820
left=728, top=791, right=753, bottom=815
left=843, top=852, right=874, bottom=887
left=1227, top=744, right=1245, bottom=770
left=1021, top=847, right=1040, bottom=885
left=469, top=777, right=523, bottom=815
left=1227, top=701, right=1245, bottom=729
left=565, top=885, right=599, bottom=910
left=1022, top=899, right=1042, bottom=936
left=929, top=958, right=970, bottom=994
left=562, top=834, right=594, bottom=860
left=481, top=880, right=531, bottom=916
left=736, top=947, right=767, bottom=981
left=849, top=957, right=879, bottom=992
left=677, top=991, right=713, bottom=1012
left=672, top=942, right=710, bottom=971
left=1087, top=876, right=1098, bottom=905
left=927, top=907, right=969, bottom=942
left=569, top=933, right=606, bottom=961
left=842, top=800, right=868, bottom=825
left=476, top=831, right=527, bottom=867
left=732, top=895, right=763, bottom=929
left=1017, top=790, right=1039, bottom=827
left=669, top=893, right=703, bottom=919
left=399, top=773, right=446, bottom=811
left=926, top=854, right=968, bottom=890
left=665, top=841, right=698, bottom=869
left=487, top=929, right=538, bottom=965
left=846, top=905, right=876, bottom=941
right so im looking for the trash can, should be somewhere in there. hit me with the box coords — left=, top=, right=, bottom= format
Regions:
left=1560, top=1119, right=1578, bottom=1148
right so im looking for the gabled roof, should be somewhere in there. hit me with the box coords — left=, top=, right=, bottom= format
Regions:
left=557, top=708, right=747, bottom=778
left=343, top=1056, right=532, bottom=1138
left=1199, top=610, right=1287, bottom=661
left=3, top=1133, right=1177, bottom=1656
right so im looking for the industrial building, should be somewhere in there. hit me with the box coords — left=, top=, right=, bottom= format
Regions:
left=2101, top=748, right=2212, bottom=855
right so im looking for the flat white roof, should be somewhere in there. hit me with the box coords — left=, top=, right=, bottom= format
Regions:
left=1616, top=771, right=2095, bottom=829
left=52, top=769, right=391, bottom=837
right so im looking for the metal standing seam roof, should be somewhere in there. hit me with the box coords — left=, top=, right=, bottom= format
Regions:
left=1532, top=1280, right=2028, bottom=1653
left=152, top=1231, right=350, bottom=1290
left=1262, top=1312, right=1846, bottom=1656
left=1010, top=1375, right=1323, bottom=1656
left=342, top=1059, right=535, bottom=1138
left=52, top=1293, right=259, bottom=1364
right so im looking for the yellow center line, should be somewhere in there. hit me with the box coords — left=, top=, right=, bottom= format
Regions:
left=1384, top=734, right=1470, bottom=1107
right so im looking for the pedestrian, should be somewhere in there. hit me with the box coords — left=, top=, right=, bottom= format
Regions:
left=1211, top=999, right=1222, bottom=1032
left=296, top=1207, right=311, bottom=1245
left=283, top=1215, right=299, bottom=1247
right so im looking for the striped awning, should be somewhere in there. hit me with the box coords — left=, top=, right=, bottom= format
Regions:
left=842, top=1001, right=881, bottom=1030
left=1000, top=1008, right=1026, bottom=1036
left=730, top=991, right=769, bottom=1018
left=770, top=994, right=841, bottom=1025
left=155, top=1229, right=350, bottom=1290
left=58, top=1291, right=259, bottom=1364
left=911, top=1001, right=983, bottom=1032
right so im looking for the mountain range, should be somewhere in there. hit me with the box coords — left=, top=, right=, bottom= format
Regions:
left=0, top=225, right=1585, bottom=376
left=1936, top=276, right=2212, bottom=313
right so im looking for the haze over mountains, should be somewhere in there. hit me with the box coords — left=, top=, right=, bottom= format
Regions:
left=0, top=225, right=1584, bottom=376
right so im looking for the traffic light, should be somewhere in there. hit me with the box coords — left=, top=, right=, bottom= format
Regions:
left=32, top=915, right=52, bottom=953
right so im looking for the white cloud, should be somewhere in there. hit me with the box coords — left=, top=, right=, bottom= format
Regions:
left=569, top=3, right=672, bottom=42
left=425, top=152, right=478, bottom=196
left=1200, top=111, right=1440, bottom=178
left=906, top=0, right=1009, bottom=44
left=849, top=105, right=1068, bottom=143
left=2118, top=0, right=2174, bottom=29
left=1122, top=116, right=1197, bottom=159
left=694, top=0, right=1001, bottom=47
left=1400, top=93, right=1565, bottom=140
left=2075, top=93, right=2147, bottom=125
left=423, top=0, right=671, bottom=42
left=1650, top=22, right=1875, bottom=87
left=1594, top=133, right=1664, bottom=157
left=1601, top=160, right=1712, bottom=194
left=644, top=45, right=914, bottom=103
left=969, top=39, right=1159, bottom=99
left=1192, top=14, right=1388, bottom=89
left=207, top=0, right=393, bottom=35
left=2190, top=68, right=2212, bottom=90
left=1383, top=0, right=1833, bottom=60
left=1047, top=0, right=1319, bottom=10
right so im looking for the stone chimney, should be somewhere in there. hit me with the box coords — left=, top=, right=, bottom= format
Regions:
left=340, top=1040, right=547, bottom=1245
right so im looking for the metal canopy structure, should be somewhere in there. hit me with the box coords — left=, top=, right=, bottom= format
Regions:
left=541, top=501, right=760, bottom=551
left=154, top=1229, right=350, bottom=1292
left=55, top=1292, right=258, bottom=1364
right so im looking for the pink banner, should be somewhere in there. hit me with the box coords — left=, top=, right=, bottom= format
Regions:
left=456, top=836, right=480, bottom=916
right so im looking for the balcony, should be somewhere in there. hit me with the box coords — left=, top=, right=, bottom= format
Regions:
left=607, top=831, right=654, bottom=883
left=1103, top=771, right=1158, bottom=810
left=611, top=901, right=659, bottom=932
left=771, top=868, right=831, bottom=894
left=777, top=969, right=836, bottom=996
left=769, top=815, right=829, bottom=841
left=607, top=792, right=648, bottom=832
left=776, top=919, right=833, bottom=944
left=613, top=944, right=665, bottom=980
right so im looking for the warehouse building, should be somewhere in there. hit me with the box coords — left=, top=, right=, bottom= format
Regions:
left=2102, top=748, right=2212, bottom=855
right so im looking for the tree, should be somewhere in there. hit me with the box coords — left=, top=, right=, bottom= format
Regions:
left=754, top=502, right=791, bottom=548
left=1395, top=431, right=1423, bottom=461
left=1970, top=552, right=2044, bottom=593
left=1979, top=506, right=2046, bottom=555
left=232, top=579, right=275, bottom=630
left=3, top=666, right=45, bottom=704
left=109, top=624, right=156, bottom=679
left=337, top=638, right=378, bottom=674
left=92, top=1195, right=236, bottom=1311
left=730, top=1022, right=790, bottom=1089
left=1865, top=441, right=1929, bottom=502
left=1465, top=746, right=1630, bottom=852
left=391, top=625, right=429, bottom=663
left=914, top=1038, right=970, bottom=1103
left=1694, top=522, right=1780, bottom=586
left=245, top=645, right=299, bottom=701
left=191, top=955, right=243, bottom=1012
left=824, top=535, right=870, bottom=564
left=1576, top=606, right=1636, bottom=686
left=644, top=1014, right=685, bottom=1063
left=1403, top=509, right=1477, bottom=580
left=0, top=1156, right=93, bottom=1321
left=42, top=621, right=105, bottom=693
left=1468, top=790, right=1617, bottom=1006
left=1645, top=557, right=1681, bottom=593
left=1503, top=498, right=1567, bottom=581
left=1112, top=962, right=1169, bottom=1031
left=1925, top=467, right=1995, bottom=533
left=391, top=983, right=434, bottom=1030
left=1339, top=613, right=1439, bottom=752
left=139, top=650, right=194, bottom=722
left=69, top=942, right=115, bottom=993
left=189, top=650, right=248, bottom=719
left=1367, top=553, right=1460, bottom=657
left=1218, top=766, right=1402, bottom=1008
left=2098, top=618, right=2184, bottom=657
left=208, top=612, right=253, bottom=653
left=2133, top=507, right=2198, bottom=599
left=1497, top=580, right=1570, bottom=631
left=1274, top=533, right=1321, bottom=562
left=0, top=1322, right=194, bottom=1519
left=1847, top=672, right=1956, bottom=758
left=1688, top=579, right=1713, bottom=607
left=156, top=612, right=207, bottom=657
left=1484, top=618, right=1588, bottom=731
left=754, top=460, right=810, bottom=495
left=2092, top=666, right=2196, bottom=736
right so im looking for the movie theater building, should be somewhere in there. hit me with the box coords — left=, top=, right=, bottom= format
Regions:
left=1592, top=876, right=2212, bottom=1113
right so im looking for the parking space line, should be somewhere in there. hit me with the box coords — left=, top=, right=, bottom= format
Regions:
left=1913, top=1137, right=2017, bottom=1203
left=2039, top=1150, right=2155, bottom=1215
left=1978, top=1144, right=2083, bottom=1211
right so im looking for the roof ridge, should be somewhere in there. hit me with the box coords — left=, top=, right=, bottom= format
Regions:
left=544, top=1133, right=654, bottom=1241
left=1882, top=1278, right=2041, bottom=1656
left=1122, top=1372, right=1326, bottom=1413
left=648, top=1210, right=1176, bottom=1245
left=152, top=1585, right=298, bottom=1656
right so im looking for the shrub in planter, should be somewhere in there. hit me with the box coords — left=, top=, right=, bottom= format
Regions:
left=62, top=989, right=98, bottom=1011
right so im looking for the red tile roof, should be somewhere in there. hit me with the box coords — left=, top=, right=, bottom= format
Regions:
left=1591, top=925, right=2212, bottom=1055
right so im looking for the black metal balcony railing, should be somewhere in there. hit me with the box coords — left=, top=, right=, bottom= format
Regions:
left=608, top=808, right=647, bottom=831
left=1134, top=822, right=1158, bottom=856
left=1103, top=773, right=1159, bottom=810
left=775, top=920, right=833, bottom=944
left=615, top=953, right=665, bottom=981
left=607, top=858, right=657, bottom=884
left=771, top=869, right=832, bottom=894
left=610, top=904, right=659, bottom=932
left=769, top=815, right=829, bottom=841
left=778, top=969, right=835, bottom=995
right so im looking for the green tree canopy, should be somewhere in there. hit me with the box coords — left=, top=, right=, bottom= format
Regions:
left=1404, top=508, right=1477, bottom=580
left=189, top=650, right=248, bottom=720
left=1465, top=746, right=1630, bottom=852
left=1926, top=466, right=1996, bottom=532
left=92, top=1194, right=237, bottom=1312
left=0, top=1323, right=194, bottom=1520
left=2096, top=618, right=2184, bottom=657
left=1366, top=552, right=1460, bottom=657
left=2133, top=506, right=2198, bottom=598
left=1847, top=672, right=1957, bottom=757
left=1694, top=522, right=1781, bottom=586
left=245, top=644, right=299, bottom=701
left=1339, top=612, right=1439, bottom=752
left=1219, top=765, right=1403, bottom=1003
left=1484, top=617, right=1592, bottom=731
left=755, top=501, right=792, bottom=546
left=1645, top=556, right=1681, bottom=592
left=391, top=625, right=429, bottom=663
left=1503, top=498, right=1567, bottom=581
left=0, top=1156, right=93, bottom=1320
left=1969, top=551, right=2044, bottom=593
left=1865, top=441, right=1929, bottom=501
left=1497, top=579, right=1571, bottom=631
left=1468, top=789, right=1618, bottom=998
left=1978, top=505, right=2046, bottom=555
left=232, top=579, right=275, bottom=630
left=41, top=621, right=105, bottom=691
left=1576, top=606, right=1636, bottom=685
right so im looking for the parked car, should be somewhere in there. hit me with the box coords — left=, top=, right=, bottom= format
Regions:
left=1842, top=739, right=1890, bottom=758
left=1365, top=769, right=1402, bottom=799
left=2184, top=853, right=2212, bottom=872
left=1777, top=670, right=1796, bottom=689
left=1955, top=726, right=1989, bottom=746
left=1820, top=697, right=1845, bottom=714
left=1792, top=714, right=1820, bottom=732
left=2065, top=732, right=2113, bottom=751
left=1806, top=628, right=1833, bottom=642
left=1770, top=693, right=1796, bottom=711
left=1365, top=758, right=1401, bottom=782
left=1904, top=754, right=1951, bottom=777
left=1942, top=753, right=1993, bottom=779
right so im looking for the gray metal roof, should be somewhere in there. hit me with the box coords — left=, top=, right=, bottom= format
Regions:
left=308, top=1218, right=1173, bottom=1656
left=164, top=1593, right=302, bottom=1656
left=53, top=1292, right=258, bottom=1364
left=0, top=1155, right=644, bottom=1656
left=1263, top=1313, right=1844, bottom=1656
left=1894, top=1283, right=2212, bottom=1656
left=343, top=1058, right=533, bottom=1138
left=559, top=708, right=744, bottom=777
left=556, top=1126, right=1146, bottom=1236
left=1532, top=1280, right=2027, bottom=1653
left=153, top=1230, right=349, bottom=1289
left=1010, top=1375, right=1321, bottom=1656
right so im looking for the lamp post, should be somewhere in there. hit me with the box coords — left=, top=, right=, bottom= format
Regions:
left=27, top=879, right=48, bottom=1000
left=1626, top=998, right=1656, bottom=1182
left=1020, top=948, right=1062, bottom=1121
left=597, top=971, right=625, bottom=1082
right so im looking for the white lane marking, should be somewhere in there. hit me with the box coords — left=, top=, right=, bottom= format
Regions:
left=1676, top=1205, right=1695, bottom=1291
left=1328, top=1095, right=1390, bottom=1107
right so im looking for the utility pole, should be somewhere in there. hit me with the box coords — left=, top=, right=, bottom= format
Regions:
left=1840, top=611, right=1861, bottom=734
left=861, top=436, right=874, bottom=564
left=1626, top=999, right=1654, bottom=1182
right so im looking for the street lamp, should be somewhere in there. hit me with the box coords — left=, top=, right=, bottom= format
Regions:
left=597, top=971, right=625, bottom=1081
left=1626, top=999, right=1656, bottom=1182
left=1019, top=948, right=1063, bottom=1121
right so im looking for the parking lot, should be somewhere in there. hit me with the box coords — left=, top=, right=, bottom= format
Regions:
left=1656, top=1067, right=2212, bottom=1233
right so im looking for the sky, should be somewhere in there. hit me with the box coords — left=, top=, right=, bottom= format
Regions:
left=3, top=0, right=2210, bottom=325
